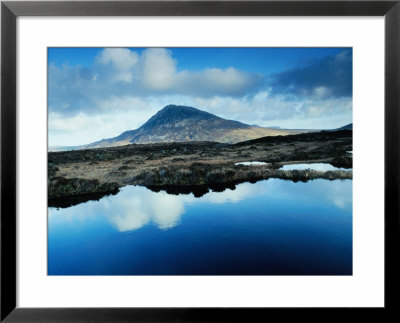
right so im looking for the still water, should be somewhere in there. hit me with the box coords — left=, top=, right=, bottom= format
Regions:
left=280, top=163, right=352, bottom=171
left=48, top=179, right=352, bottom=275
left=235, top=161, right=268, bottom=166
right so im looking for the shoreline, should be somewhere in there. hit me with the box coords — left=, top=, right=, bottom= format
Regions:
left=48, top=130, right=352, bottom=207
left=48, top=168, right=352, bottom=208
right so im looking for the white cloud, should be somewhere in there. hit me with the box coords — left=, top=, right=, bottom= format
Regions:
left=205, top=67, right=255, bottom=91
left=141, top=48, right=177, bottom=90
left=96, top=48, right=139, bottom=71
left=198, top=182, right=266, bottom=204
left=95, top=48, right=139, bottom=83
left=48, top=105, right=158, bottom=146
left=106, top=190, right=184, bottom=231
left=177, top=67, right=261, bottom=97
left=191, top=91, right=352, bottom=130
left=136, top=48, right=262, bottom=96
left=149, top=193, right=185, bottom=229
left=95, top=95, right=148, bottom=112
left=313, top=86, right=331, bottom=99
left=49, top=112, right=91, bottom=132
left=106, top=195, right=151, bottom=231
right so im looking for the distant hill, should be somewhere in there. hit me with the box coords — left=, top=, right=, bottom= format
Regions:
left=80, top=104, right=294, bottom=149
left=323, top=123, right=352, bottom=132
left=48, top=145, right=79, bottom=152
left=335, top=123, right=352, bottom=131
left=235, top=129, right=352, bottom=146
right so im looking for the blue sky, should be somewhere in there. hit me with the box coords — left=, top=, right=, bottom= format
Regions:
left=48, top=47, right=352, bottom=146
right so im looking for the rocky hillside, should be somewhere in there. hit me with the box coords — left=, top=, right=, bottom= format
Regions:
left=82, top=104, right=292, bottom=149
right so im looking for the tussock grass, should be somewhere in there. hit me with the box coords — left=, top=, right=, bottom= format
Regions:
left=48, top=130, right=352, bottom=198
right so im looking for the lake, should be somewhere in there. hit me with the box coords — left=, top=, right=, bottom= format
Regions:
left=48, top=179, right=352, bottom=275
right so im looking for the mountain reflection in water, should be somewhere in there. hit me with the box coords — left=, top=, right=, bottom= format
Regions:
left=48, top=179, right=352, bottom=275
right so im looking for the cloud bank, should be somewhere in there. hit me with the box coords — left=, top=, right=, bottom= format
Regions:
left=49, top=48, right=263, bottom=115
left=270, top=49, right=352, bottom=99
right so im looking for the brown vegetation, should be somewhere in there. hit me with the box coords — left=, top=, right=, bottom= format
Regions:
left=48, top=130, right=352, bottom=206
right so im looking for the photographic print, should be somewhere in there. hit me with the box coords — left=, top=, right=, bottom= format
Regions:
left=48, top=47, right=352, bottom=275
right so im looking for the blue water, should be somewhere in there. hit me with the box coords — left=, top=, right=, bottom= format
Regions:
left=48, top=179, right=352, bottom=275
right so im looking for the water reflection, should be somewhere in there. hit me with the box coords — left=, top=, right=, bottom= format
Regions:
left=48, top=179, right=352, bottom=275
left=49, top=179, right=351, bottom=232
left=49, top=187, right=185, bottom=231
left=235, top=161, right=268, bottom=166
left=280, top=163, right=352, bottom=171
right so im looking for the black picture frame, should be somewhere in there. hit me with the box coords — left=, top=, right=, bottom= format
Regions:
left=1, top=0, right=399, bottom=321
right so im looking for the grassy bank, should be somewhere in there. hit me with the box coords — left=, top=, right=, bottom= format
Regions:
left=48, top=130, right=352, bottom=206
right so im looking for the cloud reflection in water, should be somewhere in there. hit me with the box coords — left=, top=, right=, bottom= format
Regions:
left=49, top=179, right=351, bottom=232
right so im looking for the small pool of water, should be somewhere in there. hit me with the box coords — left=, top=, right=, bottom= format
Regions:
left=280, top=163, right=352, bottom=171
left=48, top=179, right=352, bottom=275
left=235, top=161, right=268, bottom=166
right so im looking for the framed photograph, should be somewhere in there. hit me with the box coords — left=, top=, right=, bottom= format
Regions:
left=1, top=0, right=399, bottom=321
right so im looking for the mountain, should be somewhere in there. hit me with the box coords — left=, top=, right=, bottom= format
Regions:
left=81, top=105, right=293, bottom=149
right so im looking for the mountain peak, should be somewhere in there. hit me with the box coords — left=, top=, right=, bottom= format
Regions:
left=82, top=105, right=292, bottom=148
left=141, top=104, right=217, bottom=130
left=156, top=104, right=214, bottom=117
left=163, top=104, right=191, bottom=111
